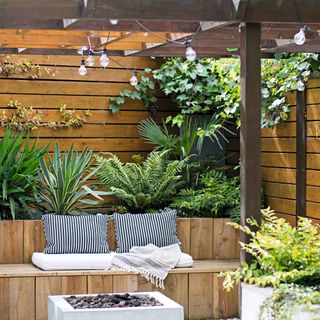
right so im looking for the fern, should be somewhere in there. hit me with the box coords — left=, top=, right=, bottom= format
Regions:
left=95, top=151, right=186, bottom=212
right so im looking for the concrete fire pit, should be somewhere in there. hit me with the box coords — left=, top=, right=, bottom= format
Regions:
left=48, top=291, right=184, bottom=320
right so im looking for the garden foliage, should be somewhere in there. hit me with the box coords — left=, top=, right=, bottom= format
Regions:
left=95, top=151, right=186, bottom=213
left=0, top=129, right=47, bottom=219
left=37, top=144, right=109, bottom=215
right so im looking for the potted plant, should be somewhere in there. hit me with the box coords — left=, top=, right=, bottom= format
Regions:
left=223, top=208, right=320, bottom=320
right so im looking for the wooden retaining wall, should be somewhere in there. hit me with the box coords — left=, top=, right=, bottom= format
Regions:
left=0, top=218, right=240, bottom=264
left=0, top=54, right=175, bottom=160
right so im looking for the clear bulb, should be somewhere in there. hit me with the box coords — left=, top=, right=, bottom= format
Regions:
left=261, top=87, right=270, bottom=98
left=130, top=74, right=138, bottom=86
left=297, top=79, right=305, bottom=91
left=86, top=55, right=95, bottom=67
left=185, top=46, right=196, bottom=62
left=196, top=64, right=204, bottom=73
left=100, top=53, right=110, bottom=68
left=78, top=64, right=87, bottom=76
left=294, top=28, right=306, bottom=45
left=109, top=19, right=119, bottom=25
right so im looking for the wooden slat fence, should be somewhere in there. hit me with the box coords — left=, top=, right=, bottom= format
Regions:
left=226, top=77, right=320, bottom=223
left=0, top=54, right=175, bottom=159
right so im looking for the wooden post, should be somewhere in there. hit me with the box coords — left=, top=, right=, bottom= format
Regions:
left=239, top=22, right=262, bottom=262
left=296, top=89, right=307, bottom=218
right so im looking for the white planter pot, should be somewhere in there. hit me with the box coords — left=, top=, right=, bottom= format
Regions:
left=48, top=291, right=184, bottom=320
left=242, top=283, right=320, bottom=320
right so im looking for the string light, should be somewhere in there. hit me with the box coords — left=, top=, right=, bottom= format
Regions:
left=99, top=48, right=110, bottom=68
left=185, top=41, right=196, bottom=62
left=78, top=58, right=87, bottom=76
left=297, top=76, right=305, bottom=91
left=294, top=26, right=307, bottom=45
left=86, top=51, right=95, bottom=66
left=130, top=71, right=138, bottom=86
left=109, top=19, right=119, bottom=25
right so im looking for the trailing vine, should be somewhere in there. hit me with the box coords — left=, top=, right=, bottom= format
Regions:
left=108, top=53, right=320, bottom=128
left=0, top=100, right=91, bottom=131
left=0, top=57, right=45, bottom=78
left=260, top=284, right=320, bottom=320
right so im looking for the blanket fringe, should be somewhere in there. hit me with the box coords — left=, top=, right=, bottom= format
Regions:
left=110, top=265, right=165, bottom=289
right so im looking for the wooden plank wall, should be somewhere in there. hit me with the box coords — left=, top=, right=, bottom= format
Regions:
left=0, top=218, right=240, bottom=264
left=0, top=54, right=175, bottom=159
left=226, top=78, right=320, bottom=223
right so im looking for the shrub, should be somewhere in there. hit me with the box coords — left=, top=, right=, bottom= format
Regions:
left=37, top=144, right=109, bottom=215
left=0, top=129, right=47, bottom=219
left=223, top=208, right=320, bottom=291
left=171, top=171, right=240, bottom=221
left=95, top=151, right=186, bottom=213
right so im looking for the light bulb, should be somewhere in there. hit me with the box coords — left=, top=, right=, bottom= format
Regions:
left=261, top=87, right=270, bottom=98
left=297, top=79, right=305, bottom=91
left=78, top=60, right=87, bottom=76
left=109, top=19, right=119, bottom=25
left=196, top=64, right=205, bottom=73
left=130, top=72, right=138, bottom=86
left=185, top=43, right=196, bottom=62
left=100, top=50, right=109, bottom=68
left=86, top=54, right=95, bottom=67
left=294, top=27, right=306, bottom=45
left=0, top=66, right=2, bottom=74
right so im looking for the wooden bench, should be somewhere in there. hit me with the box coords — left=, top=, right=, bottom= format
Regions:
left=0, top=260, right=239, bottom=320
left=0, top=218, right=240, bottom=319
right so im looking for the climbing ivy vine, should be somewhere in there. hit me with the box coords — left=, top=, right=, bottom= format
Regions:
left=108, top=53, right=320, bottom=128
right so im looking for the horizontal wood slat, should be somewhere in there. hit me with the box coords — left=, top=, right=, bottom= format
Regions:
left=0, top=261, right=239, bottom=320
left=0, top=55, right=161, bottom=69
left=0, top=55, right=174, bottom=159
left=0, top=218, right=239, bottom=264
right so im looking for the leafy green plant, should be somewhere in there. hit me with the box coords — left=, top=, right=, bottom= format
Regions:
left=108, top=72, right=157, bottom=113
left=0, top=129, right=47, bottom=219
left=110, top=54, right=320, bottom=128
left=222, top=208, right=320, bottom=291
left=138, top=116, right=233, bottom=182
left=260, top=284, right=320, bottom=320
left=171, top=170, right=240, bottom=221
left=37, top=144, right=109, bottom=215
left=95, top=151, right=186, bottom=213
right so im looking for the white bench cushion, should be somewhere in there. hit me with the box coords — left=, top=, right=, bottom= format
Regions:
left=32, top=252, right=193, bottom=271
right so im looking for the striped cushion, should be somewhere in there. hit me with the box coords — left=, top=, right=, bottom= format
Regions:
left=113, top=209, right=180, bottom=253
left=42, top=214, right=110, bottom=254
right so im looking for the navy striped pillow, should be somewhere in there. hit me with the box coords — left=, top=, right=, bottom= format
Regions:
left=113, top=208, right=180, bottom=253
left=42, top=214, right=110, bottom=254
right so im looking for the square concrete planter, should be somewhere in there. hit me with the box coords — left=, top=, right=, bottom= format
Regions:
left=242, top=283, right=320, bottom=320
left=48, top=291, right=184, bottom=320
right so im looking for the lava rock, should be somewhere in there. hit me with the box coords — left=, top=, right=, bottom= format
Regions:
left=65, top=293, right=163, bottom=309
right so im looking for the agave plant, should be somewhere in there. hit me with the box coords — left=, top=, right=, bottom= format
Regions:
left=0, top=129, right=47, bottom=220
left=37, top=144, right=111, bottom=215
left=95, top=151, right=186, bottom=213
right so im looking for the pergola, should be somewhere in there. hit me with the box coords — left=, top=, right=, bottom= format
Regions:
left=1, top=0, right=319, bottom=261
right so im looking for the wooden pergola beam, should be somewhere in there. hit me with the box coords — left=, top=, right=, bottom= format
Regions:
left=0, top=0, right=238, bottom=21
left=0, top=19, right=201, bottom=33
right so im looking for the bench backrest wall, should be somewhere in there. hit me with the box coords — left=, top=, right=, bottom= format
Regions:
left=0, top=218, right=239, bottom=263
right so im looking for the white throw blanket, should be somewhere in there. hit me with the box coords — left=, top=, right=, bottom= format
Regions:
left=110, top=243, right=182, bottom=289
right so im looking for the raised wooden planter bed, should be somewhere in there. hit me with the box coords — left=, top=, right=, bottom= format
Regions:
left=0, top=217, right=240, bottom=264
